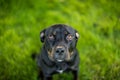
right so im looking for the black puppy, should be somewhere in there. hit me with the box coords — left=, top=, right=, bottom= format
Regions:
left=37, top=24, right=80, bottom=80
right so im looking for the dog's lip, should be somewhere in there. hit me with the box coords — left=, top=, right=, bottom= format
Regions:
left=56, top=59, right=63, bottom=62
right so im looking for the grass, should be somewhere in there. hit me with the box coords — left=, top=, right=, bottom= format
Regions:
left=0, top=0, right=120, bottom=80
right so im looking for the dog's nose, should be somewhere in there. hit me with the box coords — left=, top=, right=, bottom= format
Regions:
left=54, top=46, right=66, bottom=62
left=56, top=47, right=65, bottom=55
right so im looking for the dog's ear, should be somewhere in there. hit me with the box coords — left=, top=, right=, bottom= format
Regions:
left=75, top=31, right=79, bottom=39
left=40, top=29, right=46, bottom=42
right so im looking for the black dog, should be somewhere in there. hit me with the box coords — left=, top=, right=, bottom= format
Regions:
left=37, top=24, right=80, bottom=80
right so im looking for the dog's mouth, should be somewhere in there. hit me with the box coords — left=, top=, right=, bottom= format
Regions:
left=56, top=59, right=64, bottom=62
left=54, top=53, right=65, bottom=62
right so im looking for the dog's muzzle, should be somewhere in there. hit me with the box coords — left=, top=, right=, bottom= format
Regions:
left=54, top=46, right=66, bottom=62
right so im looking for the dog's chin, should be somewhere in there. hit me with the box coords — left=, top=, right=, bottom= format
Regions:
left=48, top=56, right=64, bottom=62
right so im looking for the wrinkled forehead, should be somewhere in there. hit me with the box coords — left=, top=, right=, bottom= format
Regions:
left=45, top=26, right=75, bottom=35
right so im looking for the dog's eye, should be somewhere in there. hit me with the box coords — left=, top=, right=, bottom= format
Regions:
left=48, top=35, right=54, bottom=40
left=66, top=34, right=73, bottom=41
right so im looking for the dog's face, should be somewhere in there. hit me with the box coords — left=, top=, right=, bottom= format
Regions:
left=40, top=24, right=79, bottom=62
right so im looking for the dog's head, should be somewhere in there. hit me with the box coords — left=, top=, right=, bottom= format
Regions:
left=40, top=24, right=79, bottom=62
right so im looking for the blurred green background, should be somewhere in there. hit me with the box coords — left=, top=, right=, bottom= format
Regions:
left=0, top=0, right=120, bottom=80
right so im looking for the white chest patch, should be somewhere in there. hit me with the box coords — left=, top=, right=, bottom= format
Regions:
left=56, top=70, right=64, bottom=74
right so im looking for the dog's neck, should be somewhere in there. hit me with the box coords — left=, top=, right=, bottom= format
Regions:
left=55, top=62, right=68, bottom=73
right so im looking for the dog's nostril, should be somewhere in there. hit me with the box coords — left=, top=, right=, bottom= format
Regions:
left=56, top=50, right=60, bottom=53
left=61, top=50, right=64, bottom=53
